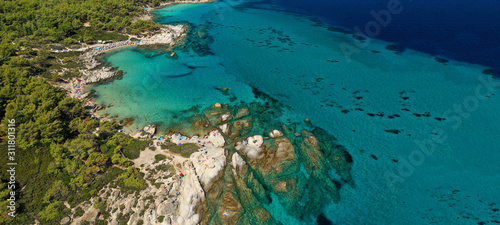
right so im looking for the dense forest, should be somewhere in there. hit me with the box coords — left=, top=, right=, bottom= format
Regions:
left=1, top=0, right=164, bottom=51
left=0, top=0, right=173, bottom=223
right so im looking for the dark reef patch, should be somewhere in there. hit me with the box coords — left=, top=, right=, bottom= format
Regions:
left=435, top=57, right=450, bottom=64
left=316, top=213, right=334, bottom=225
left=385, top=129, right=402, bottom=134
left=385, top=44, right=405, bottom=55
left=353, top=34, right=367, bottom=41
left=343, top=151, right=353, bottom=163
left=482, top=69, right=496, bottom=76
left=163, top=71, right=193, bottom=78
left=326, top=26, right=351, bottom=35
left=173, top=23, right=214, bottom=56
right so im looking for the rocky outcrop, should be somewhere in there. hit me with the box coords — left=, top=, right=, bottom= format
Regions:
left=67, top=98, right=354, bottom=225
left=218, top=123, right=230, bottom=136
left=77, top=25, right=186, bottom=85
left=217, top=192, right=243, bottom=224
left=190, top=130, right=227, bottom=191
left=68, top=155, right=181, bottom=225
left=234, top=135, right=265, bottom=166
left=138, top=25, right=185, bottom=46
left=269, top=129, right=283, bottom=138
left=221, top=113, right=230, bottom=122
left=176, top=161, right=204, bottom=225
left=143, top=125, right=156, bottom=137
left=231, top=153, right=247, bottom=175
left=67, top=130, right=229, bottom=225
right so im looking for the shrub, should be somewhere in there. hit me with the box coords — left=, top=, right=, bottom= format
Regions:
left=117, top=212, right=131, bottom=225
left=156, top=164, right=175, bottom=175
left=115, top=167, right=147, bottom=194
left=95, top=219, right=108, bottom=225
left=105, top=133, right=150, bottom=159
left=166, top=143, right=199, bottom=158
left=74, top=207, right=85, bottom=217
left=154, top=154, right=167, bottom=161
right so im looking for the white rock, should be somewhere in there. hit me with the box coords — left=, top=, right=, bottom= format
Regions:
left=231, top=153, right=247, bottom=175
left=218, top=123, right=229, bottom=135
left=221, top=113, right=230, bottom=121
left=235, top=135, right=264, bottom=160
left=269, top=130, right=283, bottom=138
left=248, top=135, right=263, bottom=147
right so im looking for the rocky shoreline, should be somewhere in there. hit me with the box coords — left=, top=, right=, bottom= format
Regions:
left=51, top=24, right=188, bottom=122
left=66, top=99, right=354, bottom=225
left=51, top=13, right=225, bottom=224
left=70, top=129, right=226, bottom=225
left=59, top=97, right=353, bottom=225
left=51, top=2, right=352, bottom=224
left=148, top=0, right=213, bottom=11
left=78, top=25, right=186, bottom=84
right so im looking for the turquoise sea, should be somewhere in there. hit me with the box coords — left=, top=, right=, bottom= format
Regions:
left=88, top=0, right=500, bottom=224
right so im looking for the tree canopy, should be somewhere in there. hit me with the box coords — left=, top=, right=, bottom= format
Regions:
left=0, top=0, right=175, bottom=223
left=0, top=0, right=171, bottom=47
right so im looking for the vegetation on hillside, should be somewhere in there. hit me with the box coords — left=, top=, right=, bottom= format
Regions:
left=0, top=0, right=175, bottom=223
left=0, top=66, right=151, bottom=223
left=0, top=0, right=167, bottom=47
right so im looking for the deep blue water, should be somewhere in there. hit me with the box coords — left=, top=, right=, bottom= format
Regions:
left=270, top=0, right=500, bottom=73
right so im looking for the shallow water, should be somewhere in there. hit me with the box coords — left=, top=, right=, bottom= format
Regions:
left=88, top=0, right=500, bottom=224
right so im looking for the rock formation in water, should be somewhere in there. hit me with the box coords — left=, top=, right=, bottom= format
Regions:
left=67, top=93, right=354, bottom=225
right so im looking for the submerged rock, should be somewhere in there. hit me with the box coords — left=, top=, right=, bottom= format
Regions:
left=317, top=213, right=334, bottom=225
left=385, top=44, right=405, bottom=54
left=483, top=68, right=496, bottom=76
left=217, top=192, right=243, bottom=224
